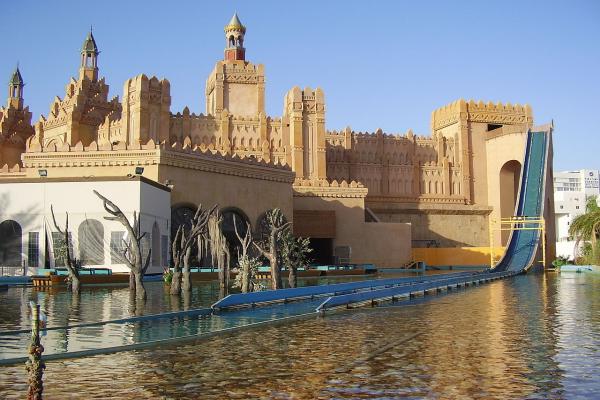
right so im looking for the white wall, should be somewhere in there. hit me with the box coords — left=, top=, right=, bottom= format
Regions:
left=554, top=191, right=586, bottom=241
left=0, top=179, right=170, bottom=275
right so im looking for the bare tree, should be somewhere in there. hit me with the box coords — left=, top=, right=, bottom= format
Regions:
left=25, top=302, right=45, bottom=400
left=170, top=204, right=216, bottom=295
left=206, top=211, right=230, bottom=298
left=232, top=215, right=256, bottom=293
left=253, top=209, right=291, bottom=290
left=93, top=190, right=151, bottom=301
left=50, top=205, right=80, bottom=293
left=281, top=230, right=312, bottom=288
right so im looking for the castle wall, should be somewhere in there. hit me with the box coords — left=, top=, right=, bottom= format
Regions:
left=224, top=83, right=259, bottom=116
left=367, top=201, right=491, bottom=247
left=293, top=185, right=411, bottom=267
left=158, top=164, right=294, bottom=229
left=18, top=142, right=295, bottom=230
left=325, top=130, right=460, bottom=200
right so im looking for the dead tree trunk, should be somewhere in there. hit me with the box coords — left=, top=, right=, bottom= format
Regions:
left=208, top=212, right=230, bottom=298
left=170, top=227, right=184, bottom=295
left=288, top=266, right=298, bottom=289
left=181, top=243, right=193, bottom=292
left=233, top=215, right=253, bottom=293
left=170, top=204, right=215, bottom=296
left=94, top=190, right=151, bottom=301
left=253, top=209, right=291, bottom=290
left=50, top=205, right=80, bottom=293
left=25, top=302, right=45, bottom=400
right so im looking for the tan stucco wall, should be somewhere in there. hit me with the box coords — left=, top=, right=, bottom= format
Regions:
left=158, top=165, right=293, bottom=227
left=485, top=128, right=528, bottom=246
left=374, top=210, right=490, bottom=247
left=293, top=195, right=412, bottom=268
left=469, top=122, right=491, bottom=206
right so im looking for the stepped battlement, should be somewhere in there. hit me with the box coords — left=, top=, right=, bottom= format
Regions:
left=431, top=99, right=533, bottom=131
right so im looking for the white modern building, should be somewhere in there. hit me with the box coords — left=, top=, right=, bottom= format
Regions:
left=0, top=176, right=171, bottom=275
left=553, top=169, right=599, bottom=259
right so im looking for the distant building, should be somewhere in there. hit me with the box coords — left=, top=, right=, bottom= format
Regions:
left=553, top=169, right=600, bottom=259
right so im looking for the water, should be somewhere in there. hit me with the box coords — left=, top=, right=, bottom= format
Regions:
left=0, top=274, right=399, bottom=360
left=1, top=271, right=598, bottom=399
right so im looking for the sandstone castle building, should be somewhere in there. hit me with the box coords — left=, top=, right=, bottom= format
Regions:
left=0, top=14, right=555, bottom=269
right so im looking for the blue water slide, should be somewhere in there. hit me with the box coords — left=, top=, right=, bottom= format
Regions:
left=491, top=128, right=551, bottom=272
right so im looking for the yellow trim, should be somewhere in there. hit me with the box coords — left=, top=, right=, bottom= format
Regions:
left=412, top=247, right=505, bottom=267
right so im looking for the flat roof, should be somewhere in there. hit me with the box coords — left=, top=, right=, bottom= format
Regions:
left=0, top=175, right=171, bottom=192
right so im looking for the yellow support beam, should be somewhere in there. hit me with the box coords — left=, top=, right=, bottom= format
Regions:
left=489, top=216, right=546, bottom=269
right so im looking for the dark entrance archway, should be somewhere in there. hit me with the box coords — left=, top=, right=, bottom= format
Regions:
left=309, top=238, right=333, bottom=265
left=221, top=208, right=250, bottom=267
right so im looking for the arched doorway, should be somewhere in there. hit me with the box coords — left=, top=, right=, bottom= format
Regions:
left=171, top=204, right=197, bottom=239
left=0, top=220, right=22, bottom=266
left=500, top=160, right=522, bottom=245
left=78, top=219, right=104, bottom=265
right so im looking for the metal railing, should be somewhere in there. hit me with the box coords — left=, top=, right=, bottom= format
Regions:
left=0, top=264, right=28, bottom=277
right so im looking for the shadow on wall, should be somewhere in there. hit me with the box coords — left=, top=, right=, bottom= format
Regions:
left=375, top=211, right=491, bottom=248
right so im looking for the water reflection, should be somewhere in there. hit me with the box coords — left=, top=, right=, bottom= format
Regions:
left=0, top=272, right=598, bottom=399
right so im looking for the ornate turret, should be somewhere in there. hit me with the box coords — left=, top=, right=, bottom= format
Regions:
left=206, top=13, right=264, bottom=117
left=0, top=66, right=33, bottom=167
left=224, top=13, right=246, bottom=61
left=8, top=66, right=24, bottom=109
left=80, top=28, right=99, bottom=81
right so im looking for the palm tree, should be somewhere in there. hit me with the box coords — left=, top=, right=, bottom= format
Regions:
left=569, top=196, right=600, bottom=264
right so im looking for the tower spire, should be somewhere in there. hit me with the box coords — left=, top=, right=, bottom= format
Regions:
left=8, top=64, right=24, bottom=109
left=224, top=13, right=246, bottom=61
left=80, top=28, right=99, bottom=81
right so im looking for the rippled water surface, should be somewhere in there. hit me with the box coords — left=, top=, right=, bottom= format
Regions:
left=1, top=271, right=598, bottom=399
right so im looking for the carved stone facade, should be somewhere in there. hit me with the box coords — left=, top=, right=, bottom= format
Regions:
left=0, top=14, right=555, bottom=266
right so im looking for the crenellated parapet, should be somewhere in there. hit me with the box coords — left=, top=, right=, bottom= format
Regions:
left=428, top=99, right=534, bottom=205
left=167, top=109, right=289, bottom=165
left=324, top=125, right=460, bottom=201
left=22, top=135, right=294, bottom=183
left=431, top=99, right=533, bottom=131
left=293, top=177, right=368, bottom=199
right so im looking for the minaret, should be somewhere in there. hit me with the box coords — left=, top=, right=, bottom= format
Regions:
left=224, top=13, right=246, bottom=61
left=80, top=28, right=99, bottom=81
left=8, top=66, right=24, bottom=109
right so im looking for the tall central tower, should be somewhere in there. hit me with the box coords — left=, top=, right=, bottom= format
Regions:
left=205, top=14, right=265, bottom=117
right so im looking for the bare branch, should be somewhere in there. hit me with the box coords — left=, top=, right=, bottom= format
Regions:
left=50, top=205, right=64, bottom=234
left=253, top=242, right=269, bottom=258
left=274, top=221, right=292, bottom=235
left=93, top=190, right=122, bottom=216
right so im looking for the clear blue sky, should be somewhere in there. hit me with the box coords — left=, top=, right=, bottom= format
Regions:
left=2, top=0, right=599, bottom=171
